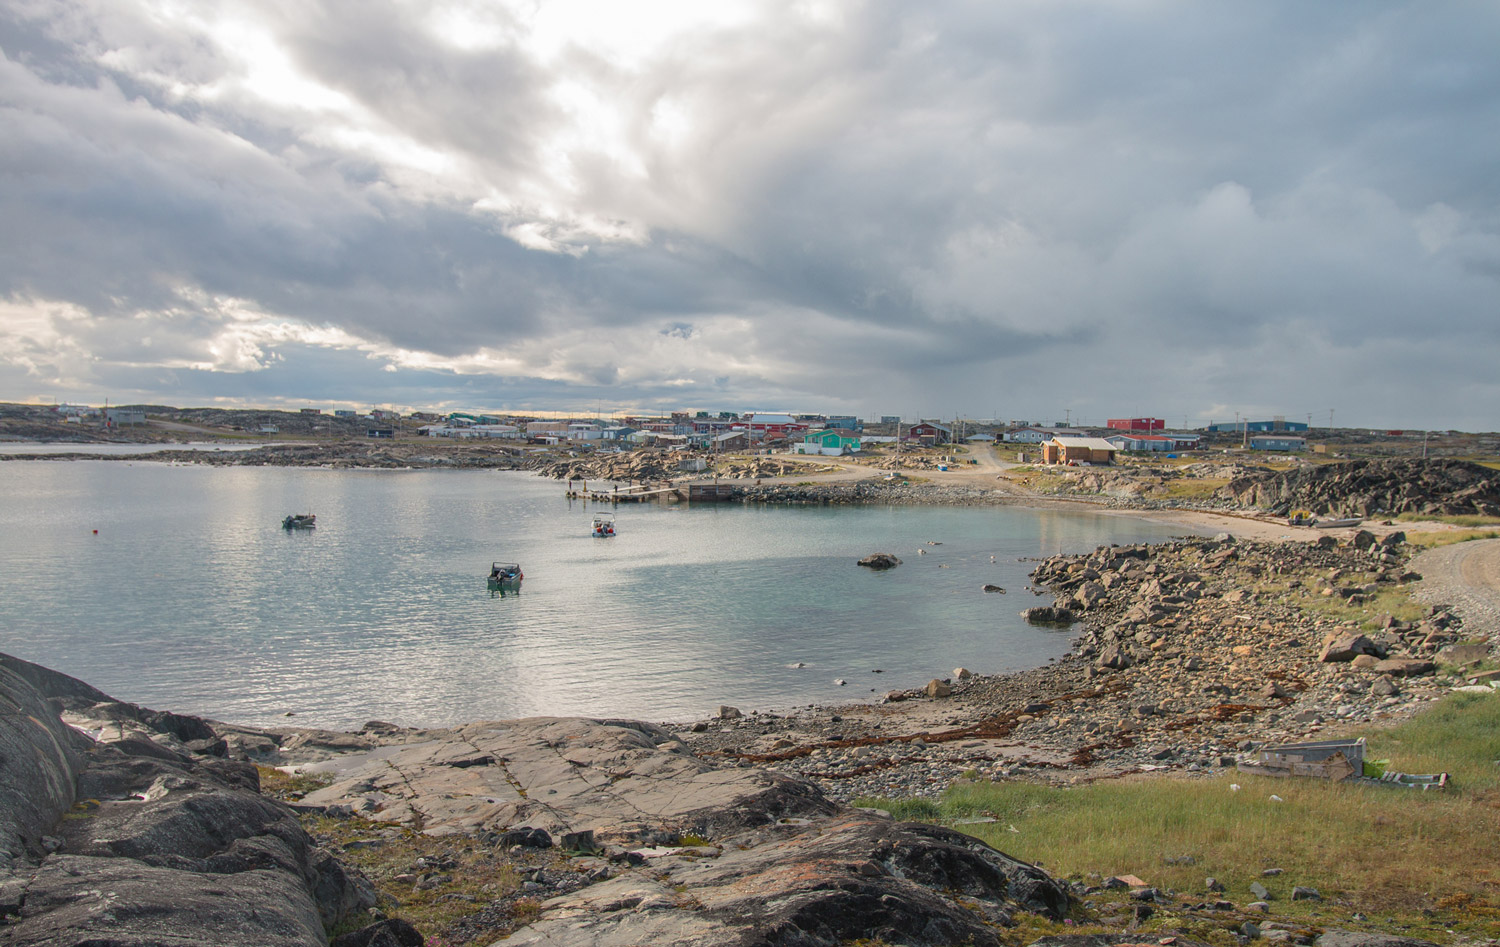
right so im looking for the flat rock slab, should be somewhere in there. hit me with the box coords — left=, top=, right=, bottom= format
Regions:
left=301, top=717, right=837, bottom=843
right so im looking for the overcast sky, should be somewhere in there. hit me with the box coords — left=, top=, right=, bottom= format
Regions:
left=2, top=1, right=1497, bottom=429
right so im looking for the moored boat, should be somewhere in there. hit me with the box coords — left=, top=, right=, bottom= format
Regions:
left=487, top=562, right=523, bottom=589
left=592, top=515, right=616, bottom=537
left=282, top=514, right=316, bottom=529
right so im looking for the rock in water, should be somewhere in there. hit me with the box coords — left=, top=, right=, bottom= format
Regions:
left=1020, top=605, right=1077, bottom=625
left=857, top=553, right=902, bottom=570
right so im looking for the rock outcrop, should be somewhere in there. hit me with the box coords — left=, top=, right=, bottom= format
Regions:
left=0, top=653, right=372, bottom=946
left=298, top=717, right=1068, bottom=945
left=1217, top=459, right=1500, bottom=517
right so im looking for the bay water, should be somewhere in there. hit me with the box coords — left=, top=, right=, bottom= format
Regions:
left=0, top=461, right=1198, bottom=729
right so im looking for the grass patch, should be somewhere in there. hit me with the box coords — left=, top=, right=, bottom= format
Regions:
left=856, top=691, right=1500, bottom=940
left=257, top=765, right=333, bottom=799
left=1295, top=579, right=1429, bottom=629
left=1394, top=514, right=1500, bottom=528
left=1405, top=529, right=1500, bottom=548
left=1159, top=477, right=1229, bottom=500
left=302, top=811, right=533, bottom=947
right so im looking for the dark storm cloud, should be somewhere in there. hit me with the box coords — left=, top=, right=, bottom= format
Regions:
left=1, top=1, right=1497, bottom=427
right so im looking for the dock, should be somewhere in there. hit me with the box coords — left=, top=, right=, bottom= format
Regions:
left=564, top=480, right=737, bottom=503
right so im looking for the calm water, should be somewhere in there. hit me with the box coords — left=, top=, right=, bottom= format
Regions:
left=0, top=462, right=1198, bottom=728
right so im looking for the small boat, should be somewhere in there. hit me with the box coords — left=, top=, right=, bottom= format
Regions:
left=592, top=515, right=616, bottom=538
left=487, top=562, right=523, bottom=589
left=1313, top=517, right=1362, bottom=529
left=282, top=514, right=316, bottom=529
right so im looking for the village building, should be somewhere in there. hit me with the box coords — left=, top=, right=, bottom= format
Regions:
left=1105, top=433, right=1176, bottom=452
left=1249, top=435, right=1307, bottom=451
left=104, top=408, right=146, bottom=426
left=905, top=421, right=951, bottom=445
left=736, top=413, right=809, bottom=438
left=712, top=430, right=750, bottom=451
left=795, top=429, right=862, bottom=456
left=1041, top=436, right=1118, bottom=465
left=1106, top=417, right=1164, bottom=431
left=1003, top=426, right=1088, bottom=444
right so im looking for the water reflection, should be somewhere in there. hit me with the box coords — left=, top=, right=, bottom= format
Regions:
left=0, top=463, right=1203, bottom=729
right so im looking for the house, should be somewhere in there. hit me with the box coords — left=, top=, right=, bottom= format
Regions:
left=713, top=431, right=750, bottom=451
left=1107, top=418, right=1164, bottom=431
left=104, top=409, right=146, bottom=426
left=1004, top=427, right=1087, bottom=444
left=1042, top=437, right=1117, bottom=465
left=334, top=410, right=357, bottom=418
left=739, top=413, right=809, bottom=437
left=1105, top=433, right=1176, bottom=452
left=366, top=427, right=395, bottom=438
left=1168, top=433, right=1201, bottom=450
left=965, top=434, right=997, bottom=443
left=796, top=429, right=862, bottom=456
left=1249, top=436, right=1307, bottom=452
left=905, top=421, right=951, bottom=445
left=824, top=416, right=862, bottom=432
left=1206, top=420, right=1310, bottom=433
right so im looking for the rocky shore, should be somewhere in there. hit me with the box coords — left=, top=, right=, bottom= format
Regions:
left=675, top=531, right=1495, bottom=801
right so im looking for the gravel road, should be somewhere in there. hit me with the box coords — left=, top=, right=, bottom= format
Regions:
left=1410, top=537, right=1500, bottom=638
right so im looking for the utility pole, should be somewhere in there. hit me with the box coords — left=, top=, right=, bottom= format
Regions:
left=1422, top=430, right=1429, bottom=459
left=1064, top=408, right=1071, bottom=427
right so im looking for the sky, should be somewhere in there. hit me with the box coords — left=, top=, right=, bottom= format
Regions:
left=2, top=1, right=1497, bottom=430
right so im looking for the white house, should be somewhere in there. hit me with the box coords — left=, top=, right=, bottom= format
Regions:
left=1105, top=433, right=1176, bottom=452
left=1004, top=427, right=1087, bottom=444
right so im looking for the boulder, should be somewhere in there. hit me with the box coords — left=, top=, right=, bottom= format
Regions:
left=1319, top=634, right=1382, bottom=663
left=857, top=553, right=902, bottom=570
left=925, top=679, right=952, bottom=698
left=1372, top=658, right=1436, bottom=678
left=1436, top=642, right=1491, bottom=665
left=1072, top=582, right=1107, bottom=610
left=1097, top=645, right=1134, bottom=671
left=1021, top=606, right=1077, bottom=626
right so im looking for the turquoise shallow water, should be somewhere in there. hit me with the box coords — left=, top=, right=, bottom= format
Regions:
left=0, top=462, right=1198, bottom=728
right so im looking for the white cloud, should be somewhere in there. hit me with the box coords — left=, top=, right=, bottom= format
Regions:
left=2, top=1, right=1498, bottom=428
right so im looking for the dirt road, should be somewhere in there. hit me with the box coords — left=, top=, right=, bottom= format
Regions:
left=1411, top=537, right=1500, bottom=638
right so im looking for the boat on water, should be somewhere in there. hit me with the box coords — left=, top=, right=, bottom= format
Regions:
left=592, top=515, right=616, bottom=538
left=487, top=562, right=523, bottom=589
left=282, top=514, right=316, bottom=529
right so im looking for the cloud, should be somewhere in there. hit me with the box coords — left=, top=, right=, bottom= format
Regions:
left=1, top=1, right=1498, bottom=428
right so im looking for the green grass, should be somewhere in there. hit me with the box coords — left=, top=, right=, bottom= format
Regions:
left=1394, top=514, right=1500, bottom=528
left=1159, top=477, right=1229, bottom=500
left=1405, top=529, right=1500, bottom=548
left=856, top=691, right=1500, bottom=939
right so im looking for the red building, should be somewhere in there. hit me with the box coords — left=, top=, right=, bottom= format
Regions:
left=1107, top=418, right=1165, bottom=431
left=735, top=413, right=809, bottom=437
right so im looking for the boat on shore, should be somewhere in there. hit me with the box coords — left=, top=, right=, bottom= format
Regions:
left=282, top=513, right=316, bottom=529
left=487, top=562, right=523, bottom=590
left=1313, top=517, right=1362, bottom=529
left=592, top=514, right=616, bottom=538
